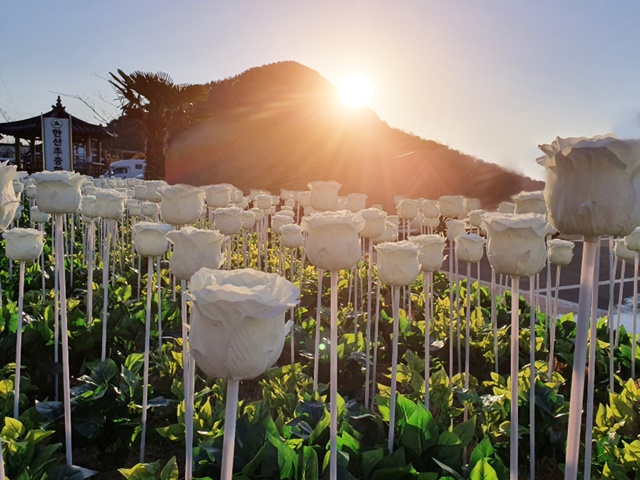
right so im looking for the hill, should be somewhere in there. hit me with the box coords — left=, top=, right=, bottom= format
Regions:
left=165, top=61, right=543, bottom=209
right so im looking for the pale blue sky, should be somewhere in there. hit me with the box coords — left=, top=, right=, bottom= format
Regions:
left=2, top=1, right=639, bottom=180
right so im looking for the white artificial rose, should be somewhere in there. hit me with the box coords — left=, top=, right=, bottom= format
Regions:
left=346, top=193, right=367, bottom=213
left=422, top=216, right=441, bottom=230
left=410, top=234, right=446, bottom=272
left=455, top=233, right=486, bottom=263
left=537, top=135, right=640, bottom=238
left=615, top=238, right=636, bottom=261
left=158, top=184, right=204, bottom=226
left=372, top=221, right=399, bottom=244
left=249, top=207, right=264, bottom=223
left=254, top=194, right=272, bottom=210
left=166, top=226, right=226, bottom=281
left=94, top=188, right=127, bottom=220
left=271, top=213, right=294, bottom=234
left=438, top=195, right=464, bottom=218
left=308, top=180, right=341, bottom=212
left=31, top=170, right=84, bottom=215
left=3, top=227, right=44, bottom=262
left=297, top=191, right=311, bottom=207
left=280, top=188, right=294, bottom=201
left=359, top=208, right=387, bottom=239
left=302, top=210, right=363, bottom=271
left=547, top=239, right=575, bottom=266
left=468, top=210, right=486, bottom=228
left=446, top=219, right=467, bottom=240
left=481, top=213, right=553, bottom=277
left=30, top=206, right=51, bottom=225
left=375, top=240, right=421, bottom=286
left=512, top=191, right=547, bottom=215
left=497, top=202, right=515, bottom=214
left=189, top=267, right=299, bottom=380
left=132, top=222, right=174, bottom=257
left=205, top=184, right=231, bottom=208
left=141, top=201, right=158, bottom=218
left=25, top=184, right=37, bottom=199
left=421, top=199, right=440, bottom=219
left=240, top=210, right=256, bottom=230
left=127, top=199, right=142, bottom=217
left=280, top=223, right=304, bottom=248
left=142, top=180, right=167, bottom=202
left=397, top=199, right=419, bottom=220
left=463, top=198, right=481, bottom=216
left=214, top=206, right=243, bottom=235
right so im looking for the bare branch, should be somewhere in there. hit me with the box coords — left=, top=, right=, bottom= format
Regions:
left=48, top=90, right=119, bottom=125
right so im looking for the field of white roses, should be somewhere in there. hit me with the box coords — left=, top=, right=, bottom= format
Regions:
left=3, top=135, right=640, bottom=480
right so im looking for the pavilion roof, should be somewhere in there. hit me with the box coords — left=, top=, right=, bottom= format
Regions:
left=0, top=97, right=115, bottom=141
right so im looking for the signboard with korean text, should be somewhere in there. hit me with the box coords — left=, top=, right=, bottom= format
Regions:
left=41, top=116, right=73, bottom=171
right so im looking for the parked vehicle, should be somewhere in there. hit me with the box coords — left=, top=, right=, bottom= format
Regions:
left=104, top=159, right=146, bottom=179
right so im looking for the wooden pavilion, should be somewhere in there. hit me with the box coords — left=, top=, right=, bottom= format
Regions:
left=0, top=97, right=115, bottom=176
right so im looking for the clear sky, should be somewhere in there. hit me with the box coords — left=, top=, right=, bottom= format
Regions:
left=2, top=1, right=639, bottom=180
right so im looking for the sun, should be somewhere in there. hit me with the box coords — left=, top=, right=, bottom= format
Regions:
left=337, top=72, right=374, bottom=108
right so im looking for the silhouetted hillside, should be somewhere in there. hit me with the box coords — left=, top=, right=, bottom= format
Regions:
left=165, top=61, right=543, bottom=209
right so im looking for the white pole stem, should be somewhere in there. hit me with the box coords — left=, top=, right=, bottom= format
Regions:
left=584, top=241, right=601, bottom=480
left=424, top=272, right=432, bottom=410
left=529, top=276, right=536, bottom=480
left=101, top=220, right=111, bottom=362
left=509, top=276, right=520, bottom=480
left=157, top=258, right=163, bottom=349
left=491, top=269, right=498, bottom=374
left=140, top=257, right=154, bottom=462
left=464, top=263, right=472, bottom=422
left=313, top=269, right=324, bottom=392
left=13, top=261, right=25, bottom=418
left=329, top=271, right=339, bottom=480
left=364, top=241, right=373, bottom=409
left=371, top=272, right=382, bottom=408
left=564, top=238, right=598, bottom=480
left=388, top=285, right=401, bottom=453
left=87, top=221, right=95, bottom=326
left=220, top=378, right=240, bottom=480
left=56, top=214, right=73, bottom=465
left=548, top=266, right=562, bottom=380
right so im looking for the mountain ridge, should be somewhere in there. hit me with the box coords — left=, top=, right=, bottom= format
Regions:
left=165, top=61, right=543, bottom=209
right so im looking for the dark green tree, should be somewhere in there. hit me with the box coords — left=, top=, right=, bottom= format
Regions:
left=109, top=69, right=209, bottom=180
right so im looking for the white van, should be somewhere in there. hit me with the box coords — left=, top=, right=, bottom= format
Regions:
left=106, top=159, right=146, bottom=179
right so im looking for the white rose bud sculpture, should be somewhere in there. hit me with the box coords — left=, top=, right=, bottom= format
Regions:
left=301, top=210, right=363, bottom=480
left=546, top=239, right=575, bottom=379
left=410, top=234, right=446, bottom=411
left=455, top=233, right=486, bottom=422
left=31, top=170, right=85, bottom=466
left=166, top=226, right=227, bottom=479
left=94, top=188, right=127, bottom=362
left=189, top=268, right=299, bottom=480
left=159, top=184, right=205, bottom=227
left=513, top=191, right=547, bottom=215
left=358, top=207, right=387, bottom=408
left=445, top=218, right=467, bottom=378
left=482, top=213, right=553, bottom=480
left=308, top=180, right=341, bottom=212
left=538, top=134, right=640, bottom=480
left=4, top=228, right=44, bottom=420
left=375, top=241, right=421, bottom=453
left=346, top=192, right=367, bottom=213
left=132, top=222, right=173, bottom=462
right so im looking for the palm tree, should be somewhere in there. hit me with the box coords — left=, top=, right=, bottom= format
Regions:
left=109, top=70, right=209, bottom=180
